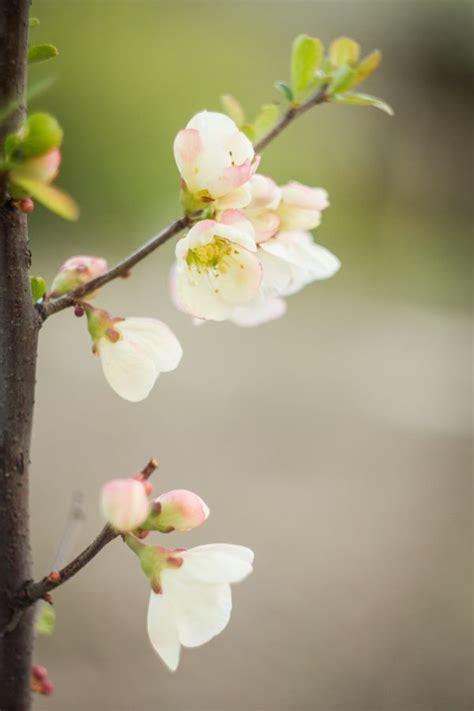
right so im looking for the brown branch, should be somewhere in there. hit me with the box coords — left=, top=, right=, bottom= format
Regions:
left=14, top=457, right=158, bottom=613
left=38, top=84, right=329, bottom=323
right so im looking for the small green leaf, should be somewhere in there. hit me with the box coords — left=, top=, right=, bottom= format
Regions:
left=333, top=92, right=394, bottom=116
left=14, top=177, right=79, bottom=220
left=291, top=34, right=324, bottom=97
left=30, top=276, right=47, bottom=303
left=329, top=37, right=360, bottom=67
left=252, top=103, right=280, bottom=142
left=274, top=80, right=293, bottom=103
left=329, top=66, right=356, bottom=95
left=220, top=94, right=245, bottom=127
left=353, top=49, right=382, bottom=85
left=36, top=604, right=56, bottom=636
left=5, top=113, right=63, bottom=161
left=29, top=17, right=40, bottom=28
left=28, top=44, right=59, bottom=65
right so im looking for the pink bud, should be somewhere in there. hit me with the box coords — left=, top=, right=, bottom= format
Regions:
left=32, top=665, right=47, bottom=681
left=19, top=198, right=34, bottom=213
left=150, top=490, right=209, bottom=532
left=41, top=679, right=55, bottom=696
left=49, top=255, right=108, bottom=298
left=100, top=479, right=150, bottom=532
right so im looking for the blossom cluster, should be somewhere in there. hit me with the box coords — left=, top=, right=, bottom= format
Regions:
left=47, top=111, right=339, bottom=402
left=101, top=476, right=253, bottom=671
left=172, top=111, right=340, bottom=326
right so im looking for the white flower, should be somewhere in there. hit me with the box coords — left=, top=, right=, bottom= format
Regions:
left=86, top=308, right=183, bottom=402
left=277, top=181, right=329, bottom=231
left=147, top=544, right=254, bottom=671
left=174, top=111, right=258, bottom=209
left=259, top=230, right=341, bottom=297
left=242, top=174, right=281, bottom=242
left=173, top=212, right=262, bottom=321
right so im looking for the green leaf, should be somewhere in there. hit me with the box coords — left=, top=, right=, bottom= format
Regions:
left=220, top=94, right=245, bottom=127
left=353, top=50, right=382, bottom=85
left=333, top=92, right=394, bottom=116
left=28, top=44, right=59, bottom=65
left=252, top=103, right=280, bottom=142
left=329, top=37, right=360, bottom=67
left=291, top=34, right=324, bottom=96
left=30, top=276, right=47, bottom=303
left=329, top=66, right=356, bottom=95
left=274, top=80, right=293, bottom=103
left=36, top=604, right=56, bottom=636
left=29, top=17, right=40, bottom=28
left=13, top=177, right=80, bottom=220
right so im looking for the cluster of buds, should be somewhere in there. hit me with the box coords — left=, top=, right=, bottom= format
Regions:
left=171, top=111, right=340, bottom=326
left=100, top=474, right=253, bottom=671
left=4, top=112, right=78, bottom=220
left=31, top=665, right=54, bottom=696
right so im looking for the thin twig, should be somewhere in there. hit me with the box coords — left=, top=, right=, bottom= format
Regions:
left=38, top=84, right=329, bottom=323
left=13, top=458, right=158, bottom=613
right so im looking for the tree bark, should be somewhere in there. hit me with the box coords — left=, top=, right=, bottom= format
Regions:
left=0, top=2, right=38, bottom=709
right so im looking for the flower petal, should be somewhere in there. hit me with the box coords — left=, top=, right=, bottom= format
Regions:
left=116, top=318, right=183, bottom=373
left=98, top=337, right=158, bottom=402
left=163, top=571, right=232, bottom=648
left=231, top=296, right=287, bottom=327
left=175, top=265, right=235, bottom=321
left=180, top=544, right=254, bottom=583
left=147, top=591, right=181, bottom=671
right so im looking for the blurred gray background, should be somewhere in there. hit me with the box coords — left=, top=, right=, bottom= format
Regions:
left=30, top=1, right=472, bottom=709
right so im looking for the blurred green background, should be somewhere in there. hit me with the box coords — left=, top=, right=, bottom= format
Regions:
left=30, top=1, right=472, bottom=710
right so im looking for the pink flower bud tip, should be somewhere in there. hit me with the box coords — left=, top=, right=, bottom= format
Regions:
left=152, top=489, right=210, bottom=532
left=41, top=679, right=55, bottom=696
left=74, top=304, right=85, bottom=317
left=100, top=478, right=150, bottom=532
left=48, top=571, right=61, bottom=583
left=32, top=665, right=48, bottom=681
left=19, top=198, right=34, bottom=213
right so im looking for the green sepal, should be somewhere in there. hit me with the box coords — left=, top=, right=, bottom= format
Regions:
left=291, top=34, right=324, bottom=98
left=30, top=276, right=47, bottom=303
left=36, top=604, right=56, bottom=636
left=332, top=92, right=394, bottom=116
left=28, top=44, right=59, bottom=65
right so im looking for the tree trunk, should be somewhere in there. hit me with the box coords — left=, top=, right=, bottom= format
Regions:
left=0, top=2, right=38, bottom=709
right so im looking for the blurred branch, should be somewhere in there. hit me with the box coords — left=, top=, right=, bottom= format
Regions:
left=10, top=458, right=158, bottom=617
left=38, top=84, right=328, bottom=323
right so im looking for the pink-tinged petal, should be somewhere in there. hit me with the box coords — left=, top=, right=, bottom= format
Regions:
left=173, top=129, right=202, bottom=170
left=253, top=212, right=280, bottom=243
left=221, top=159, right=254, bottom=191
left=248, top=174, right=281, bottom=210
left=153, top=490, right=209, bottom=532
left=214, top=184, right=252, bottom=211
left=100, top=478, right=149, bottom=531
left=231, top=297, right=287, bottom=327
left=280, top=182, right=329, bottom=211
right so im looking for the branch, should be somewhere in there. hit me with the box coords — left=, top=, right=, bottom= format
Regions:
left=15, top=458, right=159, bottom=612
left=38, top=84, right=329, bottom=322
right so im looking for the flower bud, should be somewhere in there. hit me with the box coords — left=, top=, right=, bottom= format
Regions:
left=49, top=255, right=108, bottom=298
left=144, top=489, right=209, bottom=533
left=100, top=478, right=150, bottom=532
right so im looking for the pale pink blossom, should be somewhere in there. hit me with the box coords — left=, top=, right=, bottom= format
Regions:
left=242, top=174, right=281, bottom=242
left=173, top=213, right=261, bottom=321
left=49, top=255, right=108, bottom=298
left=101, top=479, right=150, bottom=532
left=277, top=181, right=329, bottom=231
left=174, top=111, right=259, bottom=208
left=146, top=544, right=254, bottom=671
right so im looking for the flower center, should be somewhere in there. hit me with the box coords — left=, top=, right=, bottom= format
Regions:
left=186, top=236, right=234, bottom=273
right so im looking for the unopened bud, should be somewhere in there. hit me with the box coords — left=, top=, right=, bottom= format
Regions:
left=19, top=198, right=34, bottom=213
left=47, top=571, right=61, bottom=583
left=49, top=255, right=108, bottom=298
left=100, top=478, right=150, bottom=532
left=144, top=490, right=209, bottom=533
left=74, top=303, right=85, bottom=317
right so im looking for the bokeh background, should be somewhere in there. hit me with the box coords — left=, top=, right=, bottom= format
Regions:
left=29, top=1, right=472, bottom=710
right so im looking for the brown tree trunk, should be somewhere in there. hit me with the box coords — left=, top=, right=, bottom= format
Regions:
left=0, top=2, right=38, bottom=709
